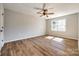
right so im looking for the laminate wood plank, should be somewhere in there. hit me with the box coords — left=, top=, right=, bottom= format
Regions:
left=1, top=35, right=79, bottom=56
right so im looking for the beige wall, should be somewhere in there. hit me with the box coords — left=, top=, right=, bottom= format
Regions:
left=4, top=9, right=46, bottom=42
left=46, top=13, right=78, bottom=40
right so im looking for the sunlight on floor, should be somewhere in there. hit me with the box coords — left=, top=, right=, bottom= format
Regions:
left=45, top=36, right=54, bottom=39
left=53, top=38, right=63, bottom=42
left=45, top=36, right=64, bottom=42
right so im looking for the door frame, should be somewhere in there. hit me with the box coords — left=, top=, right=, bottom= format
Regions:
left=0, top=3, right=4, bottom=50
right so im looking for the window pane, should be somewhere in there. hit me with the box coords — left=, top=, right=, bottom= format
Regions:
left=51, top=19, right=66, bottom=32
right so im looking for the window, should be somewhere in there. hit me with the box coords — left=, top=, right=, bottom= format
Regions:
left=51, top=19, right=66, bottom=32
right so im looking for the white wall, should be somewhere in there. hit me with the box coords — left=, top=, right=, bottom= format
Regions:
left=4, top=9, right=46, bottom=42
left=46, top=13, right=78, bottom=40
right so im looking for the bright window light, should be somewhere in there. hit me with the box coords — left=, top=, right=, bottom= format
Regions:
left=51, top=19, right=66, bottom=32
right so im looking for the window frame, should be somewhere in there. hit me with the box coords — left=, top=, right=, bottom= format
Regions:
left=51, top=19, right=66, bottom=32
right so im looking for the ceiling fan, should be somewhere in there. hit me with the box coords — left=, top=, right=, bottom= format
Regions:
left=34, top=3, right=54, bottom=17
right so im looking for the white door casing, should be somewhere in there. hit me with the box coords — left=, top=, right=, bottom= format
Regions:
left=0, top=3, right=4, bottom=50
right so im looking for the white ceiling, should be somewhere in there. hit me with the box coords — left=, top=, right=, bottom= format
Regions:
left=3, top=3, right=79, bottom=18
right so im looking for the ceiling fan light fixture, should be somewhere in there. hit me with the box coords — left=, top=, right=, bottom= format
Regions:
left=34, top=3, right=54, bottom=17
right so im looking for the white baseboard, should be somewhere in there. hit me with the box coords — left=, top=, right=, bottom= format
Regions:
left=46, top=34, right=78, bottom=40
left=5, top=34, right=45, bottom=43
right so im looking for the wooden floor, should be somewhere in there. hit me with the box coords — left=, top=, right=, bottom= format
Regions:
left=1, top=35, right=79, bottom=56
left=0, top=51, right=1, bottom=56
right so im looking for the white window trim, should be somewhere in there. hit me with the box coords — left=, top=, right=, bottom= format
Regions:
left=51, top=19, right=66, bottom=32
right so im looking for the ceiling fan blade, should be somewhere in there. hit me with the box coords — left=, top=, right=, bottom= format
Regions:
left=42, top=3, right=46, bottom=9
left=47, top=13, right=54, bottom=15
left=37, top=12, right=42, bottom=14
left=34, top=8, right=42, bottom=10
left=37, top=10, right=43, bottom=13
